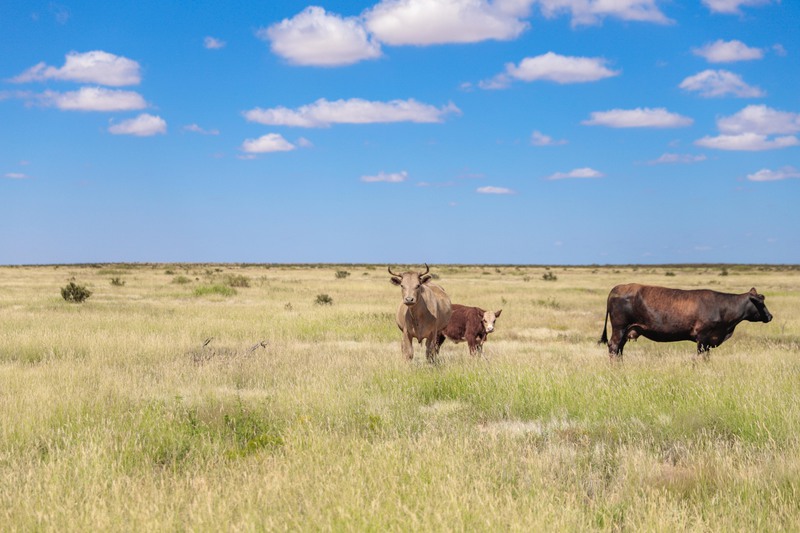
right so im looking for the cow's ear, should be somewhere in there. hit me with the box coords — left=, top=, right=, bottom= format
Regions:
left=420, top=274, right=432, bottom=284
left=494, top=309, right=502, bottom=317
left=390, top=277, right=401, bottom=286
left=749, top=287, right=758, bottom=296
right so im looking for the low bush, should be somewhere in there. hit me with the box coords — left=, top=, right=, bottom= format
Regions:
left=61, top=282, right=92, bottom=303
left=315, top=293, right=333, bottom=305
left=193, top=285, right=237, bottom=297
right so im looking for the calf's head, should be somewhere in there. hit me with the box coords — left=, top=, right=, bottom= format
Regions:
left=389, top=264, right=432, bottom=306
left=746, top=288, right=773, bottom=323
left=482, top=309, right=502, bottom=333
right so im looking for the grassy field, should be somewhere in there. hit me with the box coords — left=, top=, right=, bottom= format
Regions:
left=1, top=263, right=799, bottom=531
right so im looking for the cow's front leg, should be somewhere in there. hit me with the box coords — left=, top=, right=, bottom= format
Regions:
left=401, top=333, right=414, bottom=361
left=425, top=334, right=439, bottom=364
left=696, top=340, right=713, bottom=361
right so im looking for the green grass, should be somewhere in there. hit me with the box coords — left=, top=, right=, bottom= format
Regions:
left=0, top=264, right=799, bottom=530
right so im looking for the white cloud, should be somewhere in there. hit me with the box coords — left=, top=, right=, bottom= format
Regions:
left=531, top=130, right=567, bottom=146
left=487, top=52, right=619, bottom=88
left=244, top=98, right=460, bottom=128
left=537, top=0, right=672, bottom=27
left=692, top=39, right=764, bottom=63
left=647, top=153, right=707, bottom=164
left=108, top=114, right=167, bottom=136
left=11, top=51, right=141, bottom=86
left=716, top=105, right=800, bottom=135
left=204, top=37, right=226, bottom=50
left=695, top=133, right=799, bottom=151
left=364, top=0, right=530, bottom=46
left=4, top=172, right=31, bottom=179
left=582, top=107, right=693, bottom=128
left=260, top=6, right=381, bottom=66
left=696, top=105, right=800, bottom=151
left=679, top=69, right=764, bottom=98
left=240, top=133, right=296, bottom=153
left=746, top=166, right=800, bottom=182
left=183, top=124, right=220, bottom=135
left=477, top=186, right=516, bottom=194
left=42, top=87, right=147, bottom=111
left=361, top=170, right=408, bottom=183
left=546, top=167, right=605, bottom=180
left=702, top=0, right=773, bottom=15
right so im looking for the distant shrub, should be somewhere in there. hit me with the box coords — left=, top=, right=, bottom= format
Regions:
left=110, top=277, right=125, bottom=287
left=164, top=270, right=175, bottom=275
left=194, top=285, right=237, bottom=297
left=665, top=271, right=676, bottom=277
left=61, top=282, right=92, bottom=303
left=335, top=270, right=350, bottom=279
left=720, top=268, right=729, bottom=277
left=542, top=271, right=558, bottom=282
left=226, top=274, right=251, bottom=288
left=284, top=302, right=293, bottom=311
left=315, top=293, right=333, bottom=305
left=172, top=276, right=192, bottom=285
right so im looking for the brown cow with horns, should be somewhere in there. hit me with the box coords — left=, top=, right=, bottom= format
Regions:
left=389, top=264, right=452, bottom=363
left=599, top=284, right=773, bottom=360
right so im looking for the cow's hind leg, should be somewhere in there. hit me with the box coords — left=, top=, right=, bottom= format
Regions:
left=608, top=326, right=628, bottom=361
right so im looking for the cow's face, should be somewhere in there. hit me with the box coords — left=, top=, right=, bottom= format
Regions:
left=746, top=288, right=773, bottom=323
left=482, top=309, right=502, bottom=333
left=390, top=270, right=432, bottom=306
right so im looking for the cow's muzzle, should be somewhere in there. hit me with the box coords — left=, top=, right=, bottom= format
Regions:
left=404, top=297, right=416, bottom=306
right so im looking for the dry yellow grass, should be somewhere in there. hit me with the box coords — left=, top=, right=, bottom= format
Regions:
left=1, top=263, right=798, bottom=531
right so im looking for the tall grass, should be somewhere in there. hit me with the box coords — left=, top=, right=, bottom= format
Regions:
left=0, top=264, right=798, bottom=530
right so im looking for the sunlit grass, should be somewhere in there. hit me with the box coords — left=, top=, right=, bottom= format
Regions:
left=0, top=264, right=798, bottom=530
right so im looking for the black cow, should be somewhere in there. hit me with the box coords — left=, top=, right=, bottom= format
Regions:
left=599, top=284, right=772, bottom=359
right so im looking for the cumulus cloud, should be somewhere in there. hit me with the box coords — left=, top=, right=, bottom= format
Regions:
left=240, top=133, right=296, bottom=153
left=692, top=39, right=764, bottom=63
left=702, top=0, right=774, bottom=15
left=536, top=0, right=672, bottom=27
left=11, top=51, right=141, bottom=86
left=716, top=105, right=800, bottom=135
left=696, top=105, right=800, bottom=151
left=204, top=37, right=226, bottom=50
left=679, top=69, right=764, bottom=98
left=531, top=130, right=567, bottom=146
left=695, top=133, right=799, bottom=151
left=108, top=114, right=167, bottom=136
left=647, top=153, right=707, bottom=164
left=483, top=52, right=619, bottom=88
left=582, top=107, right=693, bottom=128
left=244, top=98, right=460, bottom=128
left=259, top=6, right=381, bottom=66
left=746, top=166, right=800, bottom=182
left=364, top=0, right=530, bottom=46
left=477, top=186, right=516, bottom=194
left=361, top=170, right=408, bottom=183
left=183, top=124, right=220, bottom=135
left=545, top=167, right=605, bottom=180
left=41, top=87, right=147, bottom=111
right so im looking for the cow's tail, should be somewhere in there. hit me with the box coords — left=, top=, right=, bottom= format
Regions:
left=598, top=310, right=609, bottom=345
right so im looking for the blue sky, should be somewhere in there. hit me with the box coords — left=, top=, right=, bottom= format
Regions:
left=1, top=0, right=798, bottom=265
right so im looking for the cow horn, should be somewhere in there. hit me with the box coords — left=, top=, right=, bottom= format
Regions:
left=421, top=263, right=430, bottom=276
left=388, top=266, right=401, bottom=278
